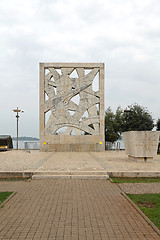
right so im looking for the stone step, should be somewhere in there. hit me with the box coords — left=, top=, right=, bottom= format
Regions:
left=33, top=171, right=108, bottom=176
left=32, top=174, right=109, bottom=180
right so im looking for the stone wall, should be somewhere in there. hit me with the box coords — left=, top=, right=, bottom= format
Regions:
left=39, top=63, right=105, bottom=151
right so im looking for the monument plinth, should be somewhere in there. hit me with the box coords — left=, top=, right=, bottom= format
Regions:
left=123, top=131, right=160, bottom=162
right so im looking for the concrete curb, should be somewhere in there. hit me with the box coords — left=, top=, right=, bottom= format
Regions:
left=107, top=171, right=160, bottom=177
left=1, top=171, right=160, bottom=179
left=32, top=171, right=109, bottom=179
left=0, top=172, right=34, bottom=179
left=33, top=171, right=109, bottom=175
left=0, top=171, right=109, bottom=180
left=121, top=192, right=160, bottom=237
left=32, top=175, right=109, bottom=180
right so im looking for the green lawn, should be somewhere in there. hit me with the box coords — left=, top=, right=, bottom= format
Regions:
left=0, top=192, right=13, bottom=205
left=128, top=194, right=160, bottom=230
left=111, top=177, right=160, bottom=183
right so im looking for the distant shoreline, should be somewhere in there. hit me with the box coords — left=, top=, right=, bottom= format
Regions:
left=12, top=137, right=39, bottom=141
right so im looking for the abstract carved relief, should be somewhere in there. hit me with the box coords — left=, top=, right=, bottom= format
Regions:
left=40, top=63, right=105, bottom=152
left=44, top=67, right=101, bottom=135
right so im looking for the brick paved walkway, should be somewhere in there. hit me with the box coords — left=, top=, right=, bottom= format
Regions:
left=0, top=180, right=159, bottom=240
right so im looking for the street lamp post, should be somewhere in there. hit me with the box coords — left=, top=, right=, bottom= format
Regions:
left=13, top=107, right=24, bottom=150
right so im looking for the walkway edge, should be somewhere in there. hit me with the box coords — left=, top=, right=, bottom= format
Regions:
left=121, top=192, right=160, bottom=236
left=107, top=171, right=160, bottom=177
left=1, top=171, right=160, bottom=178
left=0, top=172, right=33, bottom=179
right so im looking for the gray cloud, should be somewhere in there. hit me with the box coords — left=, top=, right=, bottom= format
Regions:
left=0, top=0, right=160, bottom=137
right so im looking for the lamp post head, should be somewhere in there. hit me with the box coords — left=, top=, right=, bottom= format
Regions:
left=13, top=107, right=24, bottom=113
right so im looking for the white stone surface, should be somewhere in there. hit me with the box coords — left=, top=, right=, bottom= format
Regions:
left=44, top=67, right=100, bottom=135
left=39, top=63, right=105, bottom=151
left=1, top=150, right=160, bottom=174
left=123, top=131, right=160, bottom=160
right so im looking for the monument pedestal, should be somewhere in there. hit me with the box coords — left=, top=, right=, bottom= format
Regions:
left=123, top=131, right=160, bottom=162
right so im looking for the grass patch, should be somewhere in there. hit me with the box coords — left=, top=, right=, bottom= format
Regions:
left=128, top=194, right=160, bottom=230
left=111, top=177, right=160, bottom=183
left=0, top=192, right=13, bottom=205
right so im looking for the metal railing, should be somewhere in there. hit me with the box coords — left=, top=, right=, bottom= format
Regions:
left=24, top=142, right=40, bottom=150
left=105, top=142, right=121, bottom=150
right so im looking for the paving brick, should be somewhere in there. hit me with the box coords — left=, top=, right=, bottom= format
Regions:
left=0, top=179, right=159, bottom=239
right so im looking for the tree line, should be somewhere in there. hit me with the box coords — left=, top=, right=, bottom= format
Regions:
left=105, top=103, right=160, bottom=143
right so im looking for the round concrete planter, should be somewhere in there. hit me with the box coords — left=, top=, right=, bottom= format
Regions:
left=123, top=131, right=160, bottom=161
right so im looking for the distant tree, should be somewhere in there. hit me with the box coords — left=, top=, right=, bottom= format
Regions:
left=105, top=104, right=154, bottom=142
left=123, top=104, right=154, bottom=131
left=105, top=106, right=123, bottom=142
left=156, top=119, right=160, bottom=131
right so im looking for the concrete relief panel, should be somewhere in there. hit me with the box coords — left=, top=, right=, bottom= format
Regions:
left=40, top=63, right=105, bottom=151
left=123, top=131, right=160, bottom=161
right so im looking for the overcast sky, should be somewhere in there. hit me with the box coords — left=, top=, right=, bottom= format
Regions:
left=0, top=0, right=160, bottom=138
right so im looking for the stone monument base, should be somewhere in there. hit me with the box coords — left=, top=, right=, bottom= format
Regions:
left=123, top=131, right=160, bottom=162
left=128, top=155, right=154, bottom=163
left=41, top=143, right=104, bottom=152
left=40, top=135, right=105, bottom=152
